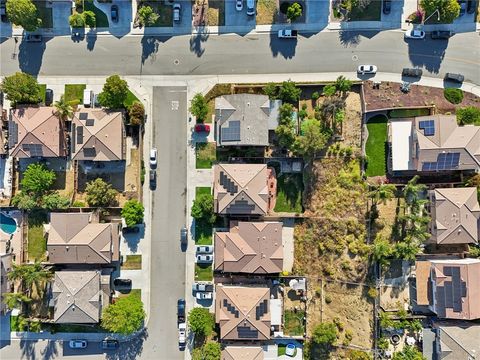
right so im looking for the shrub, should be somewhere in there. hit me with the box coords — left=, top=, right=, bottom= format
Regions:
left=138, top=5, right=159, bottom=26
left=189, top=93, right=208, bottom=121
left=83, top=10, right=96, bottom=28
left=286, top=2, right=302, bottom=21
left=457, top=106, right=480, bottom=125
left=325, top=294, right=332, bottom=304
left=263, top=83, right=277, bottom=99
left=367, top=287, right=378, bottom=299
left=85, top=178, right=118, bottom=207
left=322, top=84, right=336, bottom=97
left=188, top=308, right=215, bottom=337
left=98, top=75, right=129, bottom=109
left=128, top=101, right=145, bottom=126
left=278, top=80, right=301, bottom=104
left=121, top=200, right=144, bottom=227
left=69, top=13, right=85, bottom=28
left=443, top=88, right=463, bottom=104
left=312, top=91, right=320, bottom=101
left=72, top=200, right=86, bottom=207
left=311, top=322, right=338, bottom=346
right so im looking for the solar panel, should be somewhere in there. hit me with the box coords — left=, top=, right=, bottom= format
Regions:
left=83, top=147, right=96, bottom=157
left=85, top=118, right=95, bottom=126
left=444, top=281, right=453, bottom=308
left=435, top=286, right=446, bottom=317
left=227, top=200, right=256, bottom=214
left=77, top=126, right=84, bottom=144
left=79, top=112, right=88, bottom=120
left=8, top=121, right=18, bottom=148
left=443, top=267, right=452, bottom=276
left=220, top=172, right=238, bottom=194
left=419, top=120, right=435, bottom=136
left=22, top=144, right=43, bottom=157
left=422, top=153, right=460, bottom=171
left=237, top=326, right=259, bottom=339
left=221, top=120, right=241, bottom=142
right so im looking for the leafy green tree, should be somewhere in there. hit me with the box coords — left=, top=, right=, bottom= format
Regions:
left=2, top=292, right=32, bottom=311
left=312, top=91, right=320, bottom=103
left=101, top=293, right=145, bottom=334
left=311, top=322, right=338, bottom=346
left=138, top=5, right=159, bottom=27
left=394, top=241, right=421, bottom=261
left=8, top=261, right=53, bottom=296
left=322, top=84, right=336, bottom=97
left=6, top=0, right=41, bottom=32
left=293, top=118, right=329, bottom=160
left=98, top=75, right=129, bottom=109
left=457, top=106, right=480, bottom=125
left=11, top=192, right=37, bottom=210
left=0, top=72, right=41, bottom=106
left=189, top=93, right=209, bottom=121
left=278, top=80, right=301, bottom=104
left=188, top=307, right=215, bottom=337
left=275, top=124, right=296, bottom=149
left=392, top=345, right=425, bottom=360
left=377, top=337, right=389, bottom=350
left=369, top=184, right=396, bottom=207
left=420, top=0, right=460, bottom=23
left=379, top=311, right=394, bottom=329
left=54, top=95, right=74, bottom=121
left=286, top=2, right=302, bottom=22
left=83, top=10, right=96, bottom=28
left=372, top=235, right=393, bottom=266
left=279, top=103, right=294, bottom=124
left=121, top=200, right=145, bottom=227
left=403, top=175, right=426, bottom=209
left=192, top=342, right=221, bottom=360
left=346, top=350, right=372, bottom=360
left=21, top=164, right=56, bottom=197
left=42, top=192, right=70, bottom=210
left=191, top=193, right=216, bottom=224
left=85, top=178, right=118, bottom=207
left=69, top=13, right=85, bottom=28
left=407, top=319, right=423, bottom=334
left=128, top=101, right=145, bottom=126
left=334, top=75, right=352, bottom=96
left=263, top=83, right=278, bottom=99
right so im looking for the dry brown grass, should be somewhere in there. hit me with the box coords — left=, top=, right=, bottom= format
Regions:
left=256, top=0, right=278, bottom=24
left=207, top=0, right=225, bottom=26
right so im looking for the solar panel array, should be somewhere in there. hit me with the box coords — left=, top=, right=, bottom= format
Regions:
left=255, top=299, right=269, bottom=320
left=221, top=120, right=241, bottom=142
left=237, top=326, right=259, bottom=339
left=422, top=153, right=460, bottom=171
left=8, top=120, right=18, bottom=148
left=227, top=200, right=256, bottom=214
left=419, top=120, right=435, bottom=136
left=22, top=144, right=43, bottom=157
left=219, top=171, right=238, bottom=194
left=436, top=266, right=467, bottom=316
left=83, top=147, right=96, bottom=158
left=77, top=126, right=84, bottom=144
left=223, top=299, right=239, bottom=318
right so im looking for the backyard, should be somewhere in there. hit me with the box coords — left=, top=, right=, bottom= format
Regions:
left=64, top=84, right=86, bottom=104
left=27, top=210, right=48, bottom=261
left=196, top=143, right=217, bottom=169
left=274, top=173, right=303, bottom=213
left=365, top=114, right=388, bottom=177
left=284, top=309, right=305, bottom=336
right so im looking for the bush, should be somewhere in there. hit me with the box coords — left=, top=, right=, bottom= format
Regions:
left=83, top=10, right=96, bottom=28
left=325, top=294, right=332, bottom=304
left=129, top=101, right=145, bottom=126
left=311, top=322, right=338, bottom=346
left=188, top=308, right=215, bottom=337
left=443, top=88, right=463, bottom=104
left=69, top=13, right=85, bottom=28
left=189, top=93, right=209, bottom=121
left=286, top=2, right=302, bottom=21
left=457, top=106, right=480, bottom=125
left=138, top=5, right=159, bottom=26
left=191, top=193, right=216, bottom=224
left=121, top=200, right=144, bottom=227
left=263, top=83, right=277, bottom=99
left=367, top=287, right=378, bottom=299
left=85, top=178, right=118, bottom=207
left=98, top=75, right=129, bottom=109
left=0, top=72, right=41, bottom=105
left=312, top=91, right=320, bottom=101
left=21, top=163, right=56, bottom=196
left=278, top=80, right=301, bottom=104
left=72, top=200, right=86, bottom=207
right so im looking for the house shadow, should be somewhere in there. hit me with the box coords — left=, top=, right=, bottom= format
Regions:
left=122, top=225, right=144, bottom=253
left=18, top=36, right=48, bottom=76
left=406, top=37, right=448, bottom=74
left=190, top=27, right=210, bottom=58
left=269, top=31, right=297, bottom=59
left=106, top=329, right=149, bottom=360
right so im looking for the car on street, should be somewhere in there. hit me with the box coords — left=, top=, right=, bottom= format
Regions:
left=196, top=245, right=213, bottom=254
left=101, top=339, right=119, bottom=350
left=402, top=68, right=423, bottom=77
left=24, top=34, right=42, bottom=42
left=382, top=0, right=391, bottom=14
left=177, top=298, right=186, bottom=322
left=246, top=0, right=255, bottom=15
left=149, top=148, right=157, bottom=168
left=196, top=254, right=213, bottom=263
left=149, top=169, right=156, bottom=183
left=178, top=322, right=186, bottom=347
left=236, top=0, right=243, bottom=11
left=113, top=278, right=132, bottom=287
left=69, top=340, right=87, bottom=349
left=444, top=73, right=464, bottom=83
left=404, top=29, right=425, bottom=39
left=285, top=343, right=297, bottom=357
left=357, top=64, right=377, bottom=75
left=430, top=30, right=454, bottom=39
left=192, top=282, right=214, bottom=292
left=111, top=5, right=118, bottom=23
left=278, top=29, right=298, bottom=38
left=173, top=3, right=181, bottom=22
left=196, top=291, right=213, bottom=300
left=194, top=124, right=210, bottom=133
left=180, top=227, right=188, bottom=245
left=45, top=89, right=53, bottom=106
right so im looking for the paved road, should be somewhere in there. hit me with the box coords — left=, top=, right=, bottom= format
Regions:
left=0, top=31, right=478, bottom=84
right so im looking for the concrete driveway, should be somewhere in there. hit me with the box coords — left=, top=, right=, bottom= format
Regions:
left=381, top=0, right=404, bottom=25
left=225, top=0, right=256, bottom=27
left=173, top=0, right=193, bottom=28
left=306, top=0, right=330, bottom=27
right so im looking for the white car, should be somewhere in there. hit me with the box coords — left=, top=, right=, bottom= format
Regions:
left=196, top=245, right=213, bottom=254
left=173, top=3, right=181, bottom=22
left=285, top=343, right=296, bottom=357
left=196, top=292, right=213, bottom=300
left=178, top=322, right=186, bottom=346
left=192, top=282, right=214, bottom=292
left=69, top=340, right=87, bottom=349
left=196, top=254, right=213, bottom=264
left=236, top=0, right=243, bottom=11
left=404, top=29, right=425, bottom=39
left=357, top=64, right=377, bottom=74
left=149, top=148, right=157, bottom=168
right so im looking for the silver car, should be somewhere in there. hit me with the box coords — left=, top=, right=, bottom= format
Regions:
left=196, top=254, right=213, bottom=264
left=69, top=340, right=87, bottom=349
left=196, top=245, right=213, bottom=254
left=180, top=227, right=188, bottom=244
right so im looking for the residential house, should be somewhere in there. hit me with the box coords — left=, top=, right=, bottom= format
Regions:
left=215, top=94, right=281, bottom=147
left=8, top=106, right=66, bottom=158
left=0, top=253, right=12, bottom=315
left=51, top=270, right=110, bottom=324
left=70, top=109, right=125, bottom=162
left=423, top=322, right=480, bottom=360
left=428, top=187, right=480, bottom=246
left=213, top=164, right=276, bottom=216
left=216, top=284, right=282, bottom=341
left=388, top=115, right=480, bottom=175
left=215, top=222, right=283, bottom=274
left=222, top=346, right=264, bottom=360
left=415, top=258, right=480, bottom=320
left=46, top=212, right=120, bottom=265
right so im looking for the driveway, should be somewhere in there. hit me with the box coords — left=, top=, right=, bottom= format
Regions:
left=305, top=0, right=330, bottom=27
left=225, top=0, right=256, bottom=27
left=381, top=0, right=404, bottom=25
left=173, top=0, right=193, bottom=28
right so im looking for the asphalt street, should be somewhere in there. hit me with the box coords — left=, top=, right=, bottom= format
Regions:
left=0, top=31, right=478, bottom=84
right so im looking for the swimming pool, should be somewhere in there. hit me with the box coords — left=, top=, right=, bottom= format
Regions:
left=0, top=213, right=17, bottom=235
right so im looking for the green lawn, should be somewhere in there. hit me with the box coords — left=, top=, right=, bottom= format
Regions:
left=38, top=84, right=46, bottom=103
left=124, top=89, right=140, bottom=108
left=195, top=187, right=213, bottom=245
left=195, top=264, right=213, bottom=281
left=27, top=211, right=48, bottom=261
left=348, top=0, right=381, bottom=21
left=64, top=84, right=86, bottom=104
left=34, top=1, right=53, bottom=28
left=119, top=289, right=141, bottom=299
left=284, top=309, right=305, bottom=336
left=274, top=173, right=303, bottom=213
left=196, top=143, right=217, bottom=169
left=121, top=255, right=142, bottom=270
left=389, top=108, right=431, bottom=118
left=196, top=187, right=211, bottom=197
left=365, top=115, right=388, bottom=177
left=84, top=0, right=109, bottom=27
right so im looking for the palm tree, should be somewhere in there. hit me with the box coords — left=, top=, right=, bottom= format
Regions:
left=54, top=95, right=74, bottom=121
left=8, top=261, right=53, bottom=297
left=403, top=175, right=427, bottom=207
left=2, top=292, right=32, bottom=311
left=372, top=235, right=393, bottom=267
left=334, top=75, right=352, bottom=97
left=369, top=184, right=396, bottom=207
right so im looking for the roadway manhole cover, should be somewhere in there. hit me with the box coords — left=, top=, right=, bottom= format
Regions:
left=352, top=55, right=358, bottom=61
left=174, top=59, right=180, bottom=65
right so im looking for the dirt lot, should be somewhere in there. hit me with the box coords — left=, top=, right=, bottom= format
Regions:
left=364, top=80, right=480, bottom=113
left=372, top=197, right=404, bottom=241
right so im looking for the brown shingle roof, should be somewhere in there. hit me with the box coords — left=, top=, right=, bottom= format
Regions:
left=47, top=213, right=119, bottom=264
left=71, top=109, right=125, bottom=161
left=9, top=107, right=66, bottom=158
left=222, top=346, right=264, bottom=360
left=429, top=187, right=480, bottom=245
left=215, top=222, right=283, bottom=274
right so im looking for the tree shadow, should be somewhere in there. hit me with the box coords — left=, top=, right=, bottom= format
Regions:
left=86, top=29, right=97, bottom=52
left=338, top=29, right=380, bottom=48
left=269, top=31, right=297, bottom=59
left=141, top=36, right=160, bottom=66
left=18, top=37, right=47, bottom=76
left=39, top=340, right=59, bottom=360
left=189, top=28, right=210, bottom=58
left=19, top=338, right=36, bottom=360
left=106, top=329, right=149, bottom=360
left=406, top=38, right=448, bottom=74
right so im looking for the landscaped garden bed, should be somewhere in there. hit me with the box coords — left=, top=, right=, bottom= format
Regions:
left=196, top=143, right=217, bottom=169
left=206, top=0, right=225, bottom=26
left=365, top=114, right=388, bottom=177
left=195, top=187, right=213, bottom=245
left=274, top=173, right=303, bottom=213
left=83, top=0, right=109, bottom=27
left=142, top=1, right=173, bottom=27
left=64, top=84, right=86, bottom=104
left=331, top=0, right=381, bottom=21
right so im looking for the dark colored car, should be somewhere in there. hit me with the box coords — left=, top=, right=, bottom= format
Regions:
left=444, top=73, right=464, bottom=83
left=113, top=278, right=132, bottom=287
left=111, top=5, right=119, bottom=23
left=45, top=89, right=53, bottom=106
left=101, top=339, right=119, bottom=350
left=402, top=68, right=423, bottom=77
left=177, top=299, right=186, bottom=322
left=180, top=227, right=188, bottom=245
left=194, top=124, right=210, bottom=133
left=430, top=30, right=454, bottom=40
left=383, top=0, right=391, bottom=14
left=24, top=34, right=42, bottom=42
left=467, top=0, right=476, bottom=13
left=122, top=226, right=140, bottom=234
left=0, top=4, right=7, bottom=23
left=459, top=0, right=467, bottom=15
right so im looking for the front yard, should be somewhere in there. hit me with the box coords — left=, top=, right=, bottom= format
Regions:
left=142, top=1, right=173, bottom=27
left=64, top=84, right=86, bottom=105
left=195, top=264, right=213, bottom=281
left=83, top=0, right=109, bottom=27
left=27, top=210, right=48, bottom=261
left=365, top=114, right=388, bottom=177
left=121, top=254, right=142, bottom=270
left=274, top=173, right=303, bottom=213
left=207, top=0, right=225, bottom=26
left=196, top=143, right=217, bottom=169
left=256, top=0, right=278, bottom=24
left=347, top=0, right=381, bottom=21
left=195, top=187, right=213, bottom=245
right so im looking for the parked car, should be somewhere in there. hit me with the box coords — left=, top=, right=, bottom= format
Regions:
left=192, top=282, right=214, bottom=292
left=0, top=4, right=7, bottom=23
left=278, top=29, right=298, bottom=38
left=196, top=292, right=213, bottom=300
left=24, top=34, right=42, bottom=42
left=196, top=245, right=213, bottom=254
left=69, top=340, right=87, bottom=349
left=196, top=254, right=213, bottom=263
left=122, top=226, right=140, bottom=234
left=194, top=124, right=210, bottom=133
left=404, top=29, right=425, bottom=39
left=177, top=298, right=186, bottom=322
left=149, top=148, right=157, bottom=168
left=83, top=89, right=93, bottom=108
left=113, top=278, right=132, bottom=287
left=430, top=30, right=454, bottom=39
left=236, top=0, right=243, bottom=11
left=444, top=73, right=464, bottom=83
left=357, top=64, right=377, bottom=75
left=45, top=89, right=53, bottom=106
left=246, top=0, right=255, bottom=15
left=173, top=3, right=181, bottom=22
left=285, top=343, right=296, bottom=357
left=180, top=227, right=188, bottom=244
left=459, top=1, right=467, bottom=15
left=101, top=339, right=119, bottom=350
left=402, top=68, right=423, bottom=77
left=178, top=322, right=186, bottom=347
left=467, top=0, right=476, bottom=13
left=111, top=5, right=119, bottom=23
left=382, top=0, right=391, bottom=14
